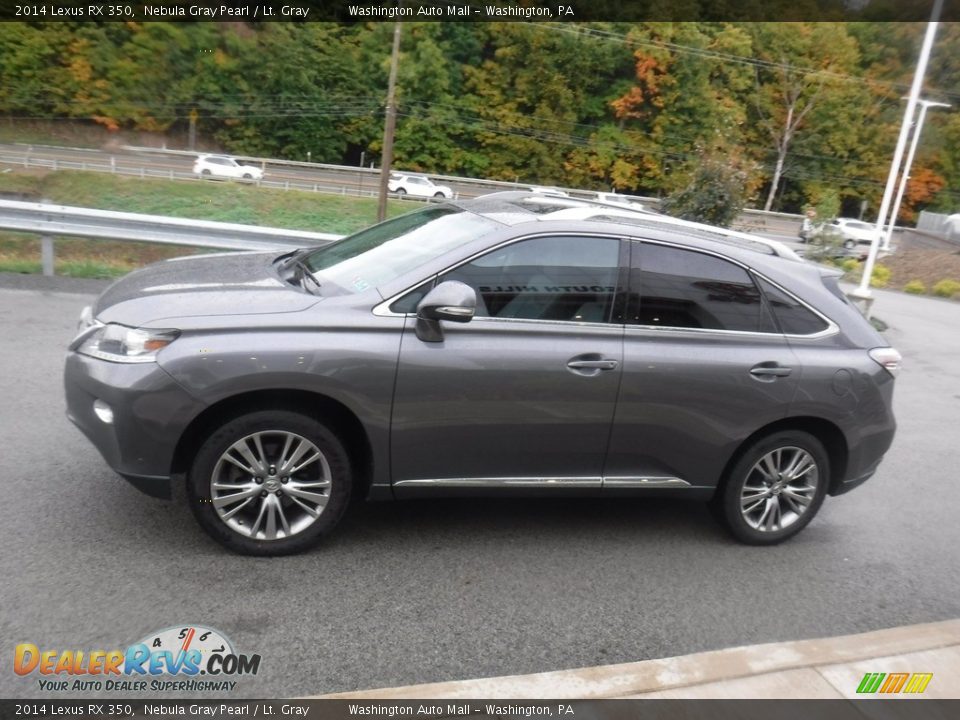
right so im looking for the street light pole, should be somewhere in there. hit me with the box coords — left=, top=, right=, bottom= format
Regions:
left=882, top=99, right=950, bottom=251
left=377, top=22, right=402, bottom=224
left=855, top=0, right=943, bottom=301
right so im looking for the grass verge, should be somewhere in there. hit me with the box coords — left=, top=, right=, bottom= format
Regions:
left=0, top=169, right=413, bottom=277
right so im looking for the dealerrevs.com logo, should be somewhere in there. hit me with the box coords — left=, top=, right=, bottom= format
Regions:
left=14, top=625, right=261, bottom=692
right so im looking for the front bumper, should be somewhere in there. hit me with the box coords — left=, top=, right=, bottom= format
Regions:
left=64, top=351, right=205, bottom=499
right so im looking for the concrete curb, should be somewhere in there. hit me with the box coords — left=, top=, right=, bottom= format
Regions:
left=318, top=619, right=960, bottom=699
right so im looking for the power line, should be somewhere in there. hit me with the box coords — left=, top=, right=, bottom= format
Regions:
left=534, top=23, right=960, bottom=103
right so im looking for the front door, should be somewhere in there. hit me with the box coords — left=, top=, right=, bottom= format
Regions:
left=390, top=235, right=626, bottom=492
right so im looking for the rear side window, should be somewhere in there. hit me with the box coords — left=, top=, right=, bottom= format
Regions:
left=756, top=277, right=829, bottom=335
left=632, top=243, right=773, bottom=333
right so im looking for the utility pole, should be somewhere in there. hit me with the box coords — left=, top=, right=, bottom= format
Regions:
left=377, top=22, right=402, bottom=223
left=882, top=98, right=950, bottom=250
left=855, top=0, right=942, bottom=303
left=188, top=109, right=198, bottom=152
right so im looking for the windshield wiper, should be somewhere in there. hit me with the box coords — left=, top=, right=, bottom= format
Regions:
left=276, top=247, right=311, bottom=270
left=293, top=260, right=322, bottom=295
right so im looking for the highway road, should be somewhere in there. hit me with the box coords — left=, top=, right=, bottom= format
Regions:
left=0, top=142, right=536, bottom=201
left=1, top=274, right=958, bottom=699
left=0, top=142, right=807, bottom=238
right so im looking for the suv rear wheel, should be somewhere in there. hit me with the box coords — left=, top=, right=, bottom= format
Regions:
left=715, top=430, right=829, bottom=545
left=187, top=410, right=352, bottom=555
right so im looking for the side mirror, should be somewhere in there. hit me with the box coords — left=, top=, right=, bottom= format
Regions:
left=415, top=280, right=476, bottom=342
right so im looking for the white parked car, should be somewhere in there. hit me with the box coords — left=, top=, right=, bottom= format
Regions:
left=388, top=174, right=453, bottom=199
left=829, top=218, right=880, bottom=249
left=193, top=154, right=264, bottom=181
left=945, top=214, right=960, bottom=241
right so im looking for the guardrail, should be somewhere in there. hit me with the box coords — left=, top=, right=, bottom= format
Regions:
left=0, top=199, right=343, bottom=276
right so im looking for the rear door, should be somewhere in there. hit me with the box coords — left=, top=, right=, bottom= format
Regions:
left=604, top=240, right=799, bottom=491
left=390, top=234, right=627, bottom=492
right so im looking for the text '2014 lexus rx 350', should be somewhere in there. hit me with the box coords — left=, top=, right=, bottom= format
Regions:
left=65, top=193, right=898, bottom=555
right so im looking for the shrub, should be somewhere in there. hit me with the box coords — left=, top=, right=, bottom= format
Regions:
left=933, top=279, right=960, bottom=298
left=661, top=149, right=752, bottom=228
left=841, top=258, right=860, bottom=274
left=903, top=280, right=926, bottom=295
left=870, top=264, right=891, bottom=288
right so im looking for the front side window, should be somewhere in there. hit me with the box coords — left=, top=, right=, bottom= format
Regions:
left=440, top=235, right=621, bottom=323
left=632, top=243, right=774, bottom=333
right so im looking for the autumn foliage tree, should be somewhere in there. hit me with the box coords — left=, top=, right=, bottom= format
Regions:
left=0, top=21, right=958, bottom=217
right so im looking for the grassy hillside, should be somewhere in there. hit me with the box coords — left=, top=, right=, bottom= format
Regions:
left=0, top=170, right=410, bottom=277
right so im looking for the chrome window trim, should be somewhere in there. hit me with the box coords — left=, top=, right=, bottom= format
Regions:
left=372, top=230, right=628, bottom=320
left=625, top=321, right=838, bottom=342
left=468, top=316, right=620, bottom=331
left=628, top=238, right=839, bottom=341
left=373, top=231, right=838, bottom=341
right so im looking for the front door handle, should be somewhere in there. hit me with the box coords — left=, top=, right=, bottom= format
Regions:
left=566, top=355, right=619, bottom=377
left=567, top=359, right=619, bottom=370
left=750, top=362, right=793, bottom=379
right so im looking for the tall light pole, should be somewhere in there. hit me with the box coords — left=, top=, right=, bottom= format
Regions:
left=377, top=22, right=402, bottom=223
left=882, top=98, right=950, bottom=251
left=855, top=0, right=943, bottom=302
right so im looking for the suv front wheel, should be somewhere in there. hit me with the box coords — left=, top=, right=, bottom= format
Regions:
left=715, top=430, right=829, bottom=545
left=187, top=410, right=352, bottom=555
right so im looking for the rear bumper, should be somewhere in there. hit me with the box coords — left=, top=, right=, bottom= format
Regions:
left=64, top=351, right=205, bottom=500
left=829, top=421, right=896, bottom=497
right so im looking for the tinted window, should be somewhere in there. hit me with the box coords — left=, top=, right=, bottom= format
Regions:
left=757, top=277, right=829, bottom=335
left=442, top=236, right=620, bottom=323
left=633, top=243, right=770, bottom=332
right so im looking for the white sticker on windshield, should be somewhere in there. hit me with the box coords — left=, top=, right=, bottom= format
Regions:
left=352, top=276, right=370, bottom=292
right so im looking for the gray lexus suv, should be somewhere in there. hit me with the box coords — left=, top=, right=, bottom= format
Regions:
left=64, top=193, right=899, bottom=555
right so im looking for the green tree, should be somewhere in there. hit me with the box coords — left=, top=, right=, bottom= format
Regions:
left=745, top=23, right=864, bottom=211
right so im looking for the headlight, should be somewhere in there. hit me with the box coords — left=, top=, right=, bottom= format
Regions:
left=77, top=323, right=180, bottom=364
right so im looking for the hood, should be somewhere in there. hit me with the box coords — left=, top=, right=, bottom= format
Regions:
left=93, top=251, right=319, bottom=326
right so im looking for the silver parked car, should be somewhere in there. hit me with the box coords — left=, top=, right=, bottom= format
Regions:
left=64, top=193, right=898, bottom=554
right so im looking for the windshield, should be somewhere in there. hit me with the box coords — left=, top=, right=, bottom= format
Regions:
left=302, top=206, right=500, bottom=294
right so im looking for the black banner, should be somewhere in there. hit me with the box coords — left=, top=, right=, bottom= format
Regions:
left=2, top=700, right=960, bottom=720
left=0, top=0, right=957, bottom=23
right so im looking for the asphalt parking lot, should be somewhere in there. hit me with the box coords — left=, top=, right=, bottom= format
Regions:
left=1, top=276, right=959, bottom=699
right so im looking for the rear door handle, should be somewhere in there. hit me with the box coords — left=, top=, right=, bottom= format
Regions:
left=750, top=363, right=792, bottom=378
left=567, top=359, right=619, bottom=370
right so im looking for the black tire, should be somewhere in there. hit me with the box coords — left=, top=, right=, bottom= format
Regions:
left=201, top=169, right=212, bottom=177
left=187, top=410, right=352, bottom=555
left=843, top=239, right=857, bottom=249
left=395, top=187, right=406, bottom=196
left=434, top=192, right=445, bottom=199
left=243, top=173, right=253, bottom=180
left=713, top=430, right=830, bottom=546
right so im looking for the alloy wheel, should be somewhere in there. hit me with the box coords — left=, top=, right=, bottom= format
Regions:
left=210, top=431, right=331, bottom=541
left=739, top=446, right=819, bottom=533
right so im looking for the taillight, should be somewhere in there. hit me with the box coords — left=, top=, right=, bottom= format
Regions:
left=869, top=347, right=902, bottom=377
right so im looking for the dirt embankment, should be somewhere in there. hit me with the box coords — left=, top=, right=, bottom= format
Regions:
left=880, top=248, right=960, bottom=294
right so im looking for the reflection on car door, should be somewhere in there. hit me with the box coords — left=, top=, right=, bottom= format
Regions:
left=604, top=240, right=800, bottom=492
left=390, top=235, right=627, bottom=493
